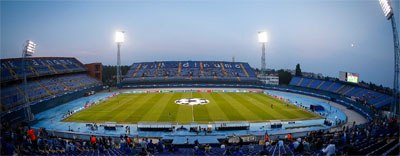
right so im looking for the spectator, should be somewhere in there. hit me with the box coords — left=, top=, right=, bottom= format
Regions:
left=278, top=139, right=284, bottom=148
left=157, top=141, right=164, bottom=153
left=205, top=144, right=211, bottom=153
left=287, top=133, right=292, bottom=142
left=90, top=135, right=96, bottom=149
left=322, top=141, right=336, bottom=156
left=138, top=147, right=148, bottom=156
left=147, top=139, right=155, bottom=153
left=302, top=138, right=310, bottom=153
left=294, top=138, right=304, bottom=154
left=194, top=139, right=199, bottom=146
left=221, top=143, right=226, bottom=149
left=26, top=126, right=37, bottom=150
left=140, top=138, right=147, bottom=149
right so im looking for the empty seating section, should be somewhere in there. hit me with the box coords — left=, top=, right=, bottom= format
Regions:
left=0, top=85, right=25, bottom=110
left=289, top=77, right=393, bottom=108
left=18, top=81, right=48, bottom=100
left=345, top=87, right=362, bottom=96
left=327, top=83, right=343, bottom=93
left=354, top=89, right=369, bottom=97
left=1, top=57, right=86, bottom=82
left=308, top=79, right=323, bottom=89
left=1, top=57, right=101, bottom=112
left=289, top=77, right=301, bottom=86
left=338, top=85, right=353, bottom=94
left=1, top=68, right=12, bottom=80
left=123, top=61, right=258, bottom=84
left=299, top=78, right=312, bottom=87
left=1, top=74, right=100, bottom=111
left=59, top=74, right=98, bottom=90
left=318, top=81, right=333, bottom=90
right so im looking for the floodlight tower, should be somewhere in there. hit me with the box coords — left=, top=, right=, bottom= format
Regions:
left=379, top=0, right=399, bottom=118
left=115, top=31, right=125, bottom=86
left=258, top=31, right=268, bottom=75
left=22, top=40, right=36, bottom=122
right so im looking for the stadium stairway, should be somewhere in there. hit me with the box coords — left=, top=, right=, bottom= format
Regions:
left=46, top=64, right=58, bottom=74
left=132, top=63, right=142, bottom=77
left=342, top=86, right=355, bottom=95
left=36, top=80, right=54, bottom=96
left=61, top=63, right=72, bottom=72
left=383, top=142, right=400, bottom=156
left=200, top=62, right=204, bottom=76
left=335, top=84, right=346, bottom=93
left=178, top=63, right=181, bottom=77
left=306, top=79, right=314, bottom=88
left=368, top=139, right=399, bottom=155
left=8, top=68, right=19, bottom=80
left=220, top=63, right=229, bottom=77
left=296, top=78, right=304, bottom=86
left=155, top=63, right=161, bottom=77
left=29, top=66, right=40, bottom=76
left=325, top=82, right=335, bottom=91
left=316, top=81, right=325, bottom=89
left=240, top=64, right=250, bottom=77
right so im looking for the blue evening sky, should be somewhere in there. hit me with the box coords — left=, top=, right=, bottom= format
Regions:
left=1, top=0, right=398, bottom=87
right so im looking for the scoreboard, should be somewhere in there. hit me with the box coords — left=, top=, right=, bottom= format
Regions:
left=339, top=71, right=359, bottom=83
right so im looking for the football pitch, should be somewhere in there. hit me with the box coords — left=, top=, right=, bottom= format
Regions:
left=64, top=92, right=319, bottom=124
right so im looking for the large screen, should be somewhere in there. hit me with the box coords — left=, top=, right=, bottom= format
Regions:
left=346, top=73, right=359, bottom=83
left=339, top=71, right=359, bottom=83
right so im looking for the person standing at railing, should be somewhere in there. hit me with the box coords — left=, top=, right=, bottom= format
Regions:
left=26, top=126, right=37, bottom=150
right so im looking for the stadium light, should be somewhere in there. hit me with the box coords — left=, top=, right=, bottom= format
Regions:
left=24, top=40, right=36, bottom=56
left=378, top=0, right=399, bottom=118
left=258, top=31, right=268, bottom=43
left=115, top=31, right=125, bottom=43
left=115, top=31, right=124, bottom=86
left=258, top=31, right=267, bottom=75
left=22, top=40, right=36, bottom=122
left=379, top=0, right=393, bottom=19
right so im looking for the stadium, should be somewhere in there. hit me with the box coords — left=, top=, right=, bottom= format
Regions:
left=1, top=1, right=399, bottom=156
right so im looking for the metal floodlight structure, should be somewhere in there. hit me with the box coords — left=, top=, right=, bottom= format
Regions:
left=115, top=31, right=125, bottom=86
left=379, top=0, right=394, bottom=19
left=379, top=0, right=399, bottom=118
left=22, top=40, right=36, bottom=122
left=258, top=31, right=268, bottom=75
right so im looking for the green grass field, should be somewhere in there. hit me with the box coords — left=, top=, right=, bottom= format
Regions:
left=64, top=92, right=319, bottom=124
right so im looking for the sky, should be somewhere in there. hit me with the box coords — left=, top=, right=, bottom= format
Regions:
left=1, top=0, right=398, bottom=87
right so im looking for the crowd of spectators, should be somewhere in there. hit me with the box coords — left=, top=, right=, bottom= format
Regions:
left=1, top=115, right=398, bottom=155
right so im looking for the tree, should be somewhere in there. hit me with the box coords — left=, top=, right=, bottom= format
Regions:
left=102, top=65, right=131, bottom=86
left=277, top=69, right=292, bottom=85
left=295, top=64, right=302, bottom=76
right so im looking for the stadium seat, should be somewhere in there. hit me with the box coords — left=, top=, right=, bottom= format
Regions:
left=289, top=77, right=393, bottom=108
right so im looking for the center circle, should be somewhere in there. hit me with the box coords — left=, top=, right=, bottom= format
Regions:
left=175, top=98, right=209, bottom=106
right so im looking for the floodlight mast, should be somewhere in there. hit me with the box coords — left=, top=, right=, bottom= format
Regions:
left=379, top=0, right=399, bottom=118
left=22, top=40, right=36, bottom=122
left=115, top=31, right=125, bottom=86
left=258, top=31, right=268, bottom=75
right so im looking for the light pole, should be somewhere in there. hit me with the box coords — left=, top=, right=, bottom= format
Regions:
left=115, top=31, right=125, bottom=86
left=379, top=0, right=399, bottom=118
left=22, top=40, right=36, bottom=122
left=258, top=31, right=268, bottom=75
